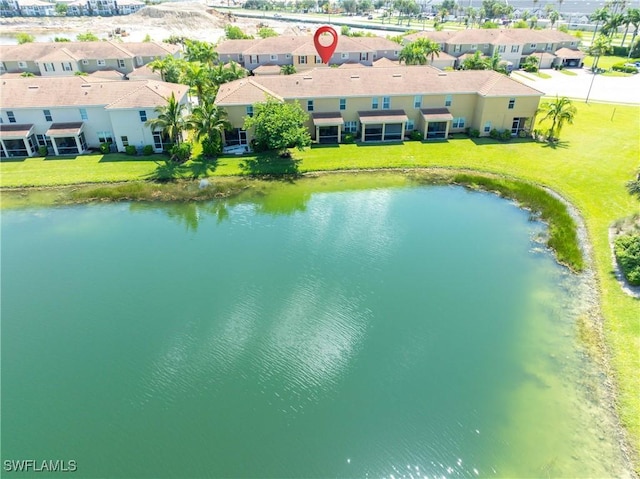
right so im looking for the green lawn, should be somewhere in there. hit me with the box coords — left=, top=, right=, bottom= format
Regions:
left=2, top=101, right=639, bottom=467
left=584, top=54, right=640, bottom=70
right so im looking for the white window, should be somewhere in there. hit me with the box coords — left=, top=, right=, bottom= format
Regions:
left=382, top=96, right=390, bottom=109
left=471, top=44, right=477, bottom=50
left=405, top=120, right=415, bottom=131
left=360, top=52, right=368, bottom=61
left=445, top=95, right=452, bottom=107
left=79, top=108, right=88, bottom=120
left=372, top=97, right=379, bottom=109
left=546, top=43, right=553, bottom=51
left=117, top=59, right=125, bottom=68
left=43, top=63, right=55, bottom=72
left=285, top=54, right=291, bottom=59
left=570, top=41, right=576, bottom=46
left=511, top=45, right=519, bottom=53
left=393, top=50, right=399, bottom=56
left=344, top=121, right=357, bottom=133
left=315, top=56, right=322, bottom=64
left=97, top=131, right=113, bottom=143
left=121, top=136, right=129, bottom=147
left=484, top=121, right=492, bottom=133
left=298, top=56, right=307, bottom=64
left=341, top=52, right=349, bottom=59
left=82, top=59, right=89, bottom=65
left=339, top=98, right=346, bottom=111
left=97, top=59, right=106, bottom=66
left=270, top=54, right=278, bottom=61
left=307, top=100, right=314, bottom=112
left=249, top=55, right=258, bottom=64
left=413, top=95, right=422, bottom=109
left=508, top=98, right=515, bottom=109
left=246, top=105, right=254, bottom=117
left=0, top=62, right=6, bottom=72
left=63, top=62, right=73, bottom=71
left=530, top=43, right=537, bottom=49
left=43, top=109, right=52, bottom=121
left=18, top=61, right=27, bottom=68
left=454, top=45, right=461, bottom=53
left=498, top=45, right=506, bottom=53
left=7, top=111, right=16, bottom=123
left=452, top=117, right=465, bottom=128
left=139, top=110, right=147, bottom=122
left=135, top=56, right=143, bottom=66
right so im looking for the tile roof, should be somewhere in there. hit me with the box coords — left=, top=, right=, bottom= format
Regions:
left=554, top=47, right=585, bottom=58
left=215, top=39, right=259, bottom=55
left=0, top=76, right=188, bottom=109
left=0, top=41, right=178, bottom=62
left=351, top=36, right=402, bottom=52
left=404, top=28, right=577, bottom=46
left=47, top=122, right=84, bottom=136
left=215, top=65, right=543, bottom=105
left=358, top=110, right=408, bottom=123
left=0, top=123, right=35, bottom=138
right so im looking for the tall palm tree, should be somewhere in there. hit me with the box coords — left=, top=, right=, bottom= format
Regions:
left=399, top=42, right=429, bottom=65
left=590, top=8, right=610, bottom=43
left=626, top=8, right=640, bottom=56
left=145, top=92, right=188, bottom=146
left=461, top=50, right=489, bottom=70
left=180, top=61, right=212, bottom=104
left=537, top=96, right=577, bottom=141
left=188, top=99, right=232, bottom=157
left=184, top=39, right=218, bottom=66
left=549, top=9, right=559, bottom=29
left=620, top=8, right=639, bottom=46
left=602, top=12, right=624, bottom=38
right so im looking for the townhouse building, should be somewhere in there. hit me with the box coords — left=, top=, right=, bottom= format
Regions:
left=0, top=41, right=181, bottom=77
left=0, top=76, right=189, bottom=157
left=216, top=35, right=402, bottom=73
left=214, top=65, right=543, bottom=146
left=404, top=29, right=585, bottom=69
left=0, top=0, right=144, bottom=16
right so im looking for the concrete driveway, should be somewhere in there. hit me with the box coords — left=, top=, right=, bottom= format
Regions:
left=511, top=68, right=640, bottom=105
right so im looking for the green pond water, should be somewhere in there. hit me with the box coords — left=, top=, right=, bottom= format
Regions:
left=1, top=177, right=632, bottom=478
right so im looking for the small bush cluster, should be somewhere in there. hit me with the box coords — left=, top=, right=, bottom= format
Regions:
left=99, top=142, right=111, bottom=154
left=468, top=128, right=480, bottom=138
left=489, top=129, right=512, bottom=141
left=125, top=145, right=137, bottom=156
left=409, top=130, right=423, bottom=141
left=169, top=142, right=192, bottom=163
left=612, top=62, right=638, bottom=74
left=342, top=133, right=355, bottom=144
left=38, top=146, right=48, bottom=156
left=614, top=234, right=640, bottom=286
left=143, top=145, right=154, bottom=156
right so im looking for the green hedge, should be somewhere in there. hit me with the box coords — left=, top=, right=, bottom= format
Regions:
left=614, top=234, right=640, bottom=286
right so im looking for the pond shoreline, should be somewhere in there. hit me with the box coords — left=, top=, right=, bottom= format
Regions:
left=1, top=168, right=638, bottom=474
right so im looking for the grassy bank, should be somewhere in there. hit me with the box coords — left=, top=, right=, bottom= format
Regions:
left=1, top=101, right=639, bottom=466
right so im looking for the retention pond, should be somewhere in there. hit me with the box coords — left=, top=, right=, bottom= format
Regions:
left=1, top=175, right=633, bottom=478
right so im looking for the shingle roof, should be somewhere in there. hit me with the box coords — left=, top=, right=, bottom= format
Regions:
left=215, top=65, right=543, bottom=105
left=404, top=28, right=577, bottom=46
left=554, top=47, right=585, bottom=59
left=215, top=39, right=259, bottom=55
left=0, top=76, right=188, bottom=109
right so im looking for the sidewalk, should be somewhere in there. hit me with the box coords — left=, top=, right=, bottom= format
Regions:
left=511, top=68, right=640, bottom=104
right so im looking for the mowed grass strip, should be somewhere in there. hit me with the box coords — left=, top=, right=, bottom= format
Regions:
left=1, top=101, right=639, bottom=465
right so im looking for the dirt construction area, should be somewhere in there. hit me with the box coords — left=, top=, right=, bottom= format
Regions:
left=0, top=2, right=307, bottom=43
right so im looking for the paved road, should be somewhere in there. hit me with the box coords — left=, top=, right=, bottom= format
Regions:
left=511, top=68, right=640, bottom=105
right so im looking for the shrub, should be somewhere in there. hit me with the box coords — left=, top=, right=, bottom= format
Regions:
left=342, top=133, right=355, bottom=144
left=99, top=142, right=111, bottom=154
left=614, top=234, right=640, bottom=286
left=489, top=128, right=501, bottom=139
left=612, top=45, right=629, bottom=57
left=38, top=146, right=48, bottom=156
left=143, top=145, right=154, bottom=155
left=202, top=137, right=222, bottom=157
left=612, top=62, right=638, bottom=73
left=169, top=142, right=192, bottom=163
left=468, top=128, right=480, bottom=138
left=499, top=129, right=512, bottom=141
left=409, top=130, right=423, bottom=141
left=125, top=145, right=137, bottom=156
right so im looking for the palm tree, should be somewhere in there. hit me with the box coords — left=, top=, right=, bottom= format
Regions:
left=626, top=8, right=640, bottom=56
left=461, top=50, right=489, bottom=70
left=184, top=39, right=218, bottom=66
left=146, top=92, right=188, bottom=146
left=148, top=56, right=183, bottom=83
left=188, top=99, right=232, bottom=158
left=590, top=8, right=610, bottom=43
left=588, top=34, right=613, bottom=71
left=180, top=61, right=212, bottom=104
left=537, top=96, right=577, bottom=141
left=549, top=9, right=559, bottom=29
left=602, top=12, right=624, bottom=38
left=399, top=43, right=429, bottom=65
left=280, top=64, right=297, bottom=75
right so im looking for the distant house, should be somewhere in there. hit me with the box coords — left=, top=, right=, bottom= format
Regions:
left=0, top=41, right=181, bottom=76
left=403, top=29, right=584, bottom=69
left=214, top=65, right=543, bottom=145
left=216, top=35, right=401, bottom=72
left=0, top=76, right=189, bottom=157
left=0, top=0, right=144, bottom=16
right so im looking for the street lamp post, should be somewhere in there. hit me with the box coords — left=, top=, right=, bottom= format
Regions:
left=585, top=69, right=597, bottom=103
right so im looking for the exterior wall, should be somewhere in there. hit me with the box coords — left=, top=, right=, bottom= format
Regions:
left=2, top=59, right=39, bottom=74
left=372, top=48, right=400, bottom=61
left=37, top=60, right=79, bottom=76
left=109, top=109, right=158, bottom=151
left=474, top=95, right=539, bottom=134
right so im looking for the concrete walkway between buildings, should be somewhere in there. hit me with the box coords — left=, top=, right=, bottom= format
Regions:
left=512, top=68, right=640, bottom=105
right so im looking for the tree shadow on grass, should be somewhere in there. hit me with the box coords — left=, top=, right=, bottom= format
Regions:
left=144, top=159, right=188, bottom=182
left=99, top=154, right=160, bottom=163
left=239, top=151, right=300, bottom=178
left=470, top=137, right=536, bottom=146
left=187, top=155, right=219, bottom=179
left=541, top=140, right=570, bottom=150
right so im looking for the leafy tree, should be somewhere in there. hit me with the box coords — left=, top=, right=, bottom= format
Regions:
left=55, top=3, right=67, bottom=15
left=602, top=12, right=624, bottom=38
left=537, top=96, right=576, bottom=141
left=343, top=0, right=357, bottom=13
left=143, top=33, right=152, bottom=42
left=588, top=34, right=613, bottom=70
left=624, top=8, right=640, bottom=52
left=358, top=0, right=372, bottom=13
left=188, top=100, right=231, bottom=158
left=76, top=32, right=99, bottom=41
left=16, top=33, right=35, bottom=44
left=225, top=25, right=253, bottom=40
left=145, top=92, right=188, bottom=147
left=148, top=56, right=183, bottom=83
left=481, top=20, right=500, bottom=29
left=399, top=38, right=440, bottom=65
left=461, top=50, right=489, bottom=69
left=20, top=72, right=35, bottom=77
left=548, top=9, right=559, bottom=29
left=243, top=98, right=311, bottom=155
left=529, top=16, right=538, bottom=29
left=258, top=27, right=278, bottom=38
left=280, top=64, right=297, bottom=74
left=180, top=61, right=212, bottom=103
left=627, top=171, right=640, bottom=199
left=522, top=54, right=539, bottom=72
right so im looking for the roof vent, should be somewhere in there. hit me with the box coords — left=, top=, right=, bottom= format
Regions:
left=392, top=73, right=402, bottom=78
left=28, top=85, right=39, bottom=89
left=303, top=76, right=312, bottom=80
left=81, top=84, right=91, bottom=87
left=350, top=75, right=360, bottom=79
left=438, top=72, right=447, bottom=76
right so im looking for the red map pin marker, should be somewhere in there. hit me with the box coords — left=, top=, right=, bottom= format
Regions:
left=314, top=26, right=338, bottom=64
